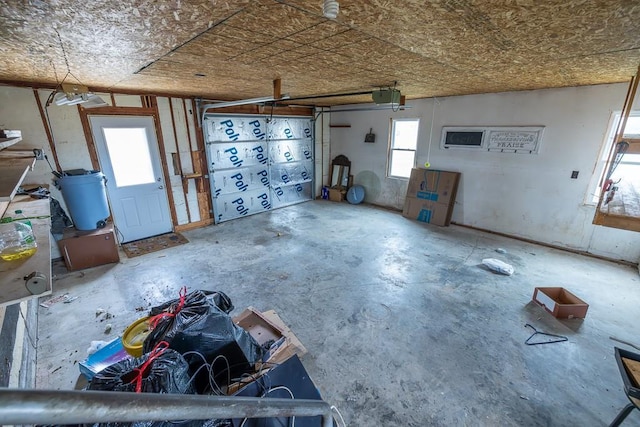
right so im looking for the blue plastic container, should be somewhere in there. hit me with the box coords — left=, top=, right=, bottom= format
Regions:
left=56, top=171, right=110, bottom=230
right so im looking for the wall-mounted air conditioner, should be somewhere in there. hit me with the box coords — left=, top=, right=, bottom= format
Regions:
left=441, top=127, right=486, bottom=150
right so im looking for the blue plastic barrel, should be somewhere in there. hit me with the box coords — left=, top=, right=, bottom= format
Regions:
left=56, top=171, right=110, bottom=230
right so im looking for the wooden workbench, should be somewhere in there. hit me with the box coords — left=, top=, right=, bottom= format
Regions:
left=0, top=195, right=52, bottom=307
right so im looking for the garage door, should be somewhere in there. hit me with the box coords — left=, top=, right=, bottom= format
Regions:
left=204, top=114, right=314, bottom=223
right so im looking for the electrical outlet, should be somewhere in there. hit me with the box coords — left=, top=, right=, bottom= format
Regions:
left=571, top=171, right=579, bottom=179
left=32, top=148, right=44, bottom=160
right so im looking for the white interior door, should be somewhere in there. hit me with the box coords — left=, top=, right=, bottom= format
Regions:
left=90, top=115, right=172, bottom=243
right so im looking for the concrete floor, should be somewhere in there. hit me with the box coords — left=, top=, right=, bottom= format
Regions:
left=36, top=200, right=640, bottom=426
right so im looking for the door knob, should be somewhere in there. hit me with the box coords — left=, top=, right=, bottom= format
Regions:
left=158, top=185, right=164, bottom=189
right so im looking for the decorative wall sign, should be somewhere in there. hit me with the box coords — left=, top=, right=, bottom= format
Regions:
left=440, top=126, right=544, bottom=154
left=486, top=127, right=544, bottom=153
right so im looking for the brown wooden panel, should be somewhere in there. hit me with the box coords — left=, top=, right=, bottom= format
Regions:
left=0, top=158, right=35, bottom=201
left=196, top=192, right=211, bottom=221
left=593, top=211, right=640, bottom=233
left=32, top=90, right=62, bottom=171
left=174, top=217, right=213, bottom=232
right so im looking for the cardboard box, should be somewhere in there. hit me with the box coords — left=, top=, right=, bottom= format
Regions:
left=402, top=197, right=454, bottom=226
left=406, top=168, right=460, bottom=206
left=533, top=287, right=589, bottom=319
left=328, top=188, right=345, bottom=202
left=58, top=224, right=119, bottom=271
left=233, top=307, right=307, bottom=365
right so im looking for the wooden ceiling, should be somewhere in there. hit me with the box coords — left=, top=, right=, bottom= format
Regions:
left=1, top=0, right=639, bottom=105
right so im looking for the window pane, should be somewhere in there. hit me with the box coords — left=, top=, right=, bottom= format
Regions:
left=390, top=150, right=415, bottom=178
left=103, top=127, right=155, bottom=187
left=623, top=117, right=640, bottom=135
left=392, top=120, right=420, bottom=149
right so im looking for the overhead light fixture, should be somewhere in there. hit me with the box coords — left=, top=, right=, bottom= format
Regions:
left=52, top=83, right=108, bottom=108
left=46, top=29, right=108, bottom=108
left=323, top=0, right=339, bottom=19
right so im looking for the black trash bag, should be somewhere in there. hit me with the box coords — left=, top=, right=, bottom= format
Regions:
left=88, top=346, right=194, bottom=394
left=150, top=289, right=234, bottom=316
left=81, top=347, right=232, bottom=427
left=144, top=289, right=263, bottom=394
left=50, top=196, right=73, bottom=240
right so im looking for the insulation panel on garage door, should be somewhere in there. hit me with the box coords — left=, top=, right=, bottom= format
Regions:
left=204, top=114, right=314, bottom=223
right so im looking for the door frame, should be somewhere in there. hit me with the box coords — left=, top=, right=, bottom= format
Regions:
left=78, top=104, right=178, bottom=228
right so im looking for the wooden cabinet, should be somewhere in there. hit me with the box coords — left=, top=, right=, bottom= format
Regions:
left=58, top=224, right=119, bottom=271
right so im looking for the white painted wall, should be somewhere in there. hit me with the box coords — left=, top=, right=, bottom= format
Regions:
left=329, top=83, right=639, bottom=263
left=0, top=85, right=206, bottom=256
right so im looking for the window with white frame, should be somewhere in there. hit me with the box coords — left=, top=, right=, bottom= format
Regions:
left=388, top=118, right=420, bottom=179
left=587, top=112, right=640, bottom=204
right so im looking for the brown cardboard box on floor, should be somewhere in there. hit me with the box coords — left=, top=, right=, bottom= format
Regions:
left=328, top=188, right=345, bottom=202
left=233, top=306, right=307, bottom=365
left=406, top=168, right=461, bottom=205
left=403, top=168, right=460, bottom=227
left=402, top=197, right=454, bottom=226
left=532, top=287, right=589, bottom=319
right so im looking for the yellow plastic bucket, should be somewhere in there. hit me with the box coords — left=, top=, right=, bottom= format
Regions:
left=122, top=317, right=151, bottom=357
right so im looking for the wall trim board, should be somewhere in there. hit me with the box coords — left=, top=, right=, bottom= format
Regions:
left=451, top=222, right=636, bottom=268
left=191, top=98, right=212, bottom=221
left=157, top=98, right=189, bottom=225
left=151, top=99, right=179, bottom=228
left=76, top=106, right=100, bottom=171
left=201, top=104, right=313, bottom=116
left=593, top=211, right=640, bottom=233
left=80, top=106, right=156, bottom=116
left=0, top=79, right=204, bottom=101
left=32, top=89, right=61, bottom=171
left=174, top=218, right=213, bottom=232
left=182, top=100, right=195, bottom=153
left=172, top=98, right=202, bottom=222
left=168, top=99, right=191, bottom=222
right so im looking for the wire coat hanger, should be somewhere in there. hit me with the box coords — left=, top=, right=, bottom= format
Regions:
left=524, top=323, right=568, bottom=346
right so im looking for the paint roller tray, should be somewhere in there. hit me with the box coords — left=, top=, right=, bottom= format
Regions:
left=615, top=347, right=640, bottom=400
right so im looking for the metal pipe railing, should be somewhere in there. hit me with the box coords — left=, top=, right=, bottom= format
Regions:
left=0, top=388, right=334, bottom=427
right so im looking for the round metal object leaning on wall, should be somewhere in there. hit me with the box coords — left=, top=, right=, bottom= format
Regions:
left=347, top=185, right=366, bottom=204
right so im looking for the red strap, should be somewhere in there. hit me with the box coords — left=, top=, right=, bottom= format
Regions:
left=149, top=286, right=188, bottom=330
left=128, top=341, right=169, bottom=393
